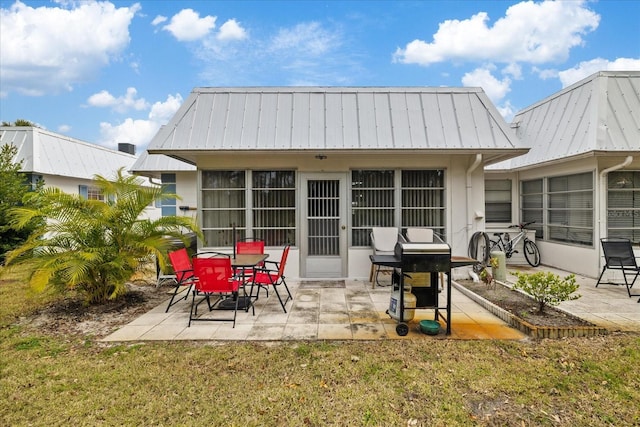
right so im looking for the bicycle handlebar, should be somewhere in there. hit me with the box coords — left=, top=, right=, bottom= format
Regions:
left=508, top=221, right=536, bottom=230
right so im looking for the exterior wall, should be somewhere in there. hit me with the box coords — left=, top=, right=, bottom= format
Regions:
left=39, top=174, right=162, bottom=221
left=193, top=152, right=487, bottom=279
left=488, top=155, right=640, bottom=278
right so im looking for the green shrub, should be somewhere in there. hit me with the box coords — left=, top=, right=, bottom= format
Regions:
left=513, top=271, right=580, bottom=314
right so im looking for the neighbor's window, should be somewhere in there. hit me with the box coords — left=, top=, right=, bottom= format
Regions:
left=607, top=171, right=640, bottom=243
left=485, top=179, right=512, bottom=223
left=401, top=170, right=445, bottom=238
left=547, top=172, right=593, bottom=246
left=252, top=170, right=296, bottom=246
left=201, top=171, right=246, bottom=246
left=520, top=179, right=543, bottom=239
left=351, top=170, right=395, bottom=246
left=160, top=173, right=176, bottom=216
left=79, top=185, right=105, bottom=201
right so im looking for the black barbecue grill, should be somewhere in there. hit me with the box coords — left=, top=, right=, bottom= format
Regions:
left=370, top=241, right=453, bottom=336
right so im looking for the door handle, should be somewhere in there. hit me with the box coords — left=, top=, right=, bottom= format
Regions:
left=341, top=225, right=346, bottom=230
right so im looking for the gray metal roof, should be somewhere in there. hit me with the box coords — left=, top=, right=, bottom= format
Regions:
left=147, top=87, right=527, bottom=165
left=0, top=127, right=138, bottom=180
left=491, top=71, right=640, bottom=170
left=130, top=150, right=196, bottom=179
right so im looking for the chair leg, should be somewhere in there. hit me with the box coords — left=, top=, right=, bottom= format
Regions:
left=595, top=266, right=607, bottom=288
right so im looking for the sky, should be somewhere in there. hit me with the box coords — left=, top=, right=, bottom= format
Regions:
left=1, top=0, right=639, bottom=153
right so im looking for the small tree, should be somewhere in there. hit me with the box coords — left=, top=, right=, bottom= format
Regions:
left=0, top=144, right=42, bottom=264
left=3, top=168, right=202, bottom=304
left=513, top=271, right=581, bottom=314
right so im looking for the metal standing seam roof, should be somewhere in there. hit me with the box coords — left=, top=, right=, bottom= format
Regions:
left=491, top=71, right=640, bottom=170
left=0, top=127, right=138, bottom=180
left=146, top=87, right=527, bottom=164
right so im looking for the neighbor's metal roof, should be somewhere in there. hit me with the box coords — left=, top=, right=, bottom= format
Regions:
left=490, top=71, right=640, bottom=170
left=0, top=127, right=138, bottom=180
left=147, top=87, right=527, bottom=165
left=130, top=149, right=196, bottom=179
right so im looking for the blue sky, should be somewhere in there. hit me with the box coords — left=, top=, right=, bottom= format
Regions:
left=1, top=0, right=639, bottom=153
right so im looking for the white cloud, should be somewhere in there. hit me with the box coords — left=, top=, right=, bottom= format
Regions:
left=57, top=124, right=71, bottom=133
left=151, top=15, right=167, bottom=26
left=462, top=66, right=511, bottom=103
left=557, top=57, right=640, bottom=87
left=98, top=93, right=183, bottom=149
left=217, top=19, right=247, bottom=41
left=87, top=87, right=149, bottom=113
left=163, top=8, right=216, bottom=41
left=394, top=0, right=599, bottom=66
left=0, top=1, right=140, bottom=96
left=270, top=22, right=340, bottom=56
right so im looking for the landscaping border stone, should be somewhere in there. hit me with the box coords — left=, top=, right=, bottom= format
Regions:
left=452, top=281, right=609, bottom=339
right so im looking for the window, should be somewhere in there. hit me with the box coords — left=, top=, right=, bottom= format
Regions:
left=520, top=179, right=543, bottom=239
left=351, top=169, right=446, bottom=246
left=79, top=185, right=105, bottom=201
left=351, top=170, right=395, bottom=246
left=160, top=173, right=176, bottom=216
left=201, top=170, right=296, bottom=247
left=202, top=171, right=246, bottom=247
left=607, top=171, right=640, bottom=243
left=401, top=170, right=445, bottom=237
left=485, top=179, right=512, bottom=223
left=23, top=173, right=43, bottom=191
left=547, top=172, right=593, bottom=246
left=252, top=171, right=296, bottom=246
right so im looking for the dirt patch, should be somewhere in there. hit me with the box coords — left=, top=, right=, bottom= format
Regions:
left=457, top=279, right=592, bottom=327
left=18, top=275, right=170, bottom=339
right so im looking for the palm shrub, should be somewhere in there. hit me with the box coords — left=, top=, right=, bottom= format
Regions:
left=513, top=271, right=581, bottom=314
left=3, top=168, right=202, bottom=304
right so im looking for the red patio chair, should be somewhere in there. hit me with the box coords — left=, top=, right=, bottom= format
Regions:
left=235, top=238, right=266, bottom=294
left=249, top=245, right=292, bottom=312
left=189, top=255, right=245, bottom=327
left=165, top=248, right=197, bottom=312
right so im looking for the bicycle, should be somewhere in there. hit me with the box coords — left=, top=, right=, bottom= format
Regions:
left=489, top=221, right=541, bottom=267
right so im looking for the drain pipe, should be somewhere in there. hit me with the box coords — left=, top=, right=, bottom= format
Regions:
left=466, top=154, right=483, bottom=235
left=599, top=155, right=633, bottom=238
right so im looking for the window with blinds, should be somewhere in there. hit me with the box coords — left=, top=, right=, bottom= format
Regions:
left=351, top=169, right=446, bottom=246
left=351, top=170, right=395, bottom=246
left=201, top=170, right=296, bottom=247
left=521, top=179, right=544, bottom=239
left=485, top=179, right=512, bottom=223
left=201, top=171, right=246, bottom=246
left=547, top=172, right=593, bottom=246
left=607, top=171, right=640, bottom=243
left=252, top=171, right=296, bottom=246
left=401, top=170, right=445, bottom=238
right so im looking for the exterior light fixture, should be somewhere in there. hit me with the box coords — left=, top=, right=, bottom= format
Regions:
left=315, top=154, right=327, bottom=160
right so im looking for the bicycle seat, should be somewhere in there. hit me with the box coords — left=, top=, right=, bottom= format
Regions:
left=492, top=233, right=502, bottom=237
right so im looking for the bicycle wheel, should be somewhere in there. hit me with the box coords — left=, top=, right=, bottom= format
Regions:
left=523, top=240, right=540, bottom=267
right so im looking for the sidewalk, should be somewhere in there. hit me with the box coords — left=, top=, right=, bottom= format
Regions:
left=102, top=266, right=639, bottom=343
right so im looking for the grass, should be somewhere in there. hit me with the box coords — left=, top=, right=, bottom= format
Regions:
left=1, top=275, right=639, bottom=426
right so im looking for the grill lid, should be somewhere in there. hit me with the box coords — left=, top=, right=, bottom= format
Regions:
left=395, top=242, right=451, bottom=256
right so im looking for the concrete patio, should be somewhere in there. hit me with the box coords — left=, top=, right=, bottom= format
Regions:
left=102, top=264, right=640, bottom=343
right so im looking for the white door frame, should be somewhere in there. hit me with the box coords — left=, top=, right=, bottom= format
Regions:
left=299, top=172, right=349, bottom=278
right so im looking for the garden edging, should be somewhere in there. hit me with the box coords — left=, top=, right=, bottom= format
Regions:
left=452, top=280, right=609, bottom=339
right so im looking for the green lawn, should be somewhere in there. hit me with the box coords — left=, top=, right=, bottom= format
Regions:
left=1, top=276, right=639, bottom=426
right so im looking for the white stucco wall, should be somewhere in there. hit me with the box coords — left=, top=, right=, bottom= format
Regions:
left=190, top=151, right=488, bottom=280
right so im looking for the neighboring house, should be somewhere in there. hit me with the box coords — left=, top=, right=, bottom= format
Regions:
left=486, top=71, right=640, bottom=278
left=0, top=126, right=161, bottom=219
left=137, top=87, right=528, bottom=279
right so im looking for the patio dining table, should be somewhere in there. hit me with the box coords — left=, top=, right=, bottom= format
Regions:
left=218, top=253, right=269, bottom=310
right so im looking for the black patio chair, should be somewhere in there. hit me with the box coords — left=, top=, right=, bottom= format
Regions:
left=596, top=238, right=640, bottom=302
